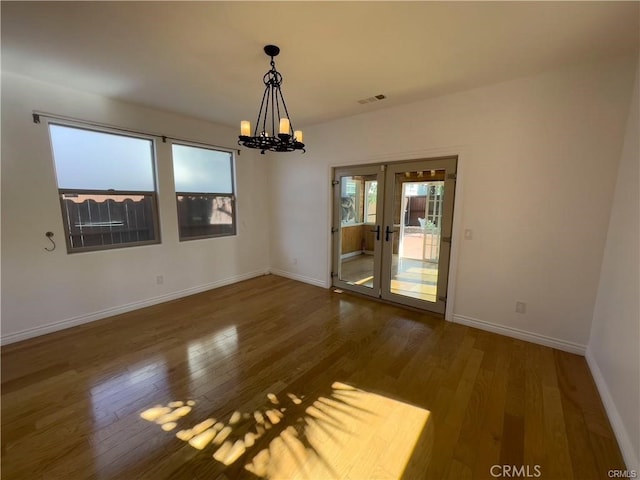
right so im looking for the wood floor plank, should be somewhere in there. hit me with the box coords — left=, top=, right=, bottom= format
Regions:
left=472, top=337, right=511, bottom=480
left=523, top=342, right=546, bottom=470
left=452, top=366, right=494, bottom=470
left=542, top=384, right=575, bottom=479
left=1, top=275, right=626, bottom=479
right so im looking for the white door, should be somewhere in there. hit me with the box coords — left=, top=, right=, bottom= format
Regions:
left=332, top=157, right=457, bottom=315
left=379, top=157, right=457, bottom=314
left=331, top=165, right=385, bottom=297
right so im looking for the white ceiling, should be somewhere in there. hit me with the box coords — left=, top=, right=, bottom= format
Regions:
left=2, top=1, right=638, bottom=129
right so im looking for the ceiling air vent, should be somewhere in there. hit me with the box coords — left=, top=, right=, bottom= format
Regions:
left=357, top=94, right=386, bottom=105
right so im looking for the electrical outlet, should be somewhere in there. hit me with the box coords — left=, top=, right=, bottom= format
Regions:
left=515, top=301, right=526, bottom=314
left=156, top=275, right=164, bottom=285
left=464, top=229, right=473, bottom=240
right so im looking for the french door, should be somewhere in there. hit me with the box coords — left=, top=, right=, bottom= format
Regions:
left=332, top=157, right=457, bottom=314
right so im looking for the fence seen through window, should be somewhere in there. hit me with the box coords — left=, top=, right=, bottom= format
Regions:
left=48, top=123, right=160, bottom=252
left=172, top=143, right=236, bottom=240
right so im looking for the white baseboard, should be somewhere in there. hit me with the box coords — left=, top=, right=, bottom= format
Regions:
left=452, top=314, right=587, bottom=355
left=1, top=269, right=269, bottom=346
left=586, top=348, right=639, bottom=471
left=269, top=269, right=328, bottom=288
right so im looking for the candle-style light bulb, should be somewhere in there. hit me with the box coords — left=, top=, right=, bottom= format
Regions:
left=279, top=118, right=290, bottom=135
left=240, top=121, right=251, bottom=136
left=294, top=130, right=303, bottom=142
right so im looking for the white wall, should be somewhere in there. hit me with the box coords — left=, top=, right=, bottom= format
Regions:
left=587, top=63, right=639, bottom=471
left=269, top=57, right=637, bottom=352
left=1, top=54, right=637, bottom=468
left=1, top=72, right=270, bottom=343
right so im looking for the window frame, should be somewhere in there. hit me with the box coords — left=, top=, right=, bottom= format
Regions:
left=171, top=141, right=237, bottom=241
left=47, top=119, right=161, bottom=253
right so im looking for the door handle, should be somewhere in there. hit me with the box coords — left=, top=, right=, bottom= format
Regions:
left=370, top=225, right=380, bottom=241
left=385, top=226, right=394, bottom=242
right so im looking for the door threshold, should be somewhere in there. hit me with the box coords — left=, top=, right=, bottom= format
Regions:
left=332, top=287, right=445, bottom=320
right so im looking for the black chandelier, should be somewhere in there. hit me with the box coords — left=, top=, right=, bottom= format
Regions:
left=239, top=45, right=305, bottom=154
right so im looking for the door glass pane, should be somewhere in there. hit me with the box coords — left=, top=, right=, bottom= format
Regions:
left=390, top=170, right=445, bottom=303
left=338, top=175, right=378, bottom=288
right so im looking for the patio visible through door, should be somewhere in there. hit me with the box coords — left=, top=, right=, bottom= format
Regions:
left=332, top=157, right=457, bottom=314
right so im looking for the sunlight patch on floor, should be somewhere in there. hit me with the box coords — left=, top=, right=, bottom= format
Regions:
left=390, top=279, right=437, bottom=302
left=139, top=381, right=430, bottom=479
left=353, top=275, right=374, bottom=286
left=250, top=382, right=430, bottom=479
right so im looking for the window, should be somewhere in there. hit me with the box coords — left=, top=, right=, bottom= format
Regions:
left=48, top=123, right=160, bottom=253
left=341, top=177, right=366, bottom=225
left=172, top=143, right=236, bottom=240
left=364, top=180, right=377, bottom=224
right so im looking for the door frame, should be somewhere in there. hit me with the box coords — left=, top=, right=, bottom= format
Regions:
left=330, top=155, right=460, bottom=317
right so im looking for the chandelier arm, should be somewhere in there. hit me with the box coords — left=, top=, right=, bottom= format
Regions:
left=255, top=84, right=270, bottom=137
left=279, top=87, right=294, bottom=134
left=271, top=81, right=277, bottom=143
left=274, top=86, right=283, bottom=134
left=262, top=83, right=271, bottom=137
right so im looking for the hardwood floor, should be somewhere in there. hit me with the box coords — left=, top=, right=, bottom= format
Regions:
left=1, top=275, right=625, bottom=479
